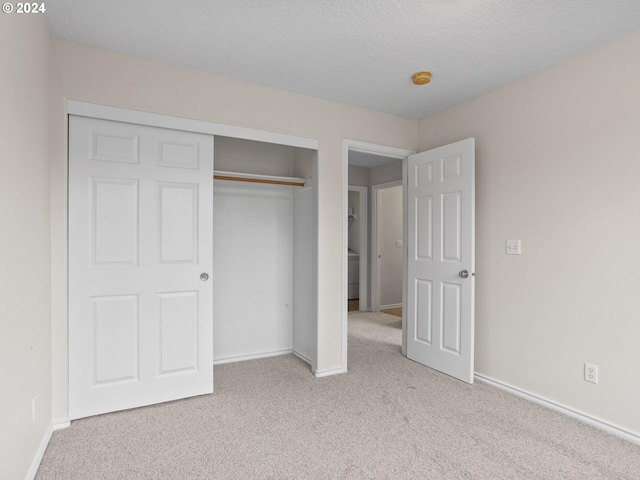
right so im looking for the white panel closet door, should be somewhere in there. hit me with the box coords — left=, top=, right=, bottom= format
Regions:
left=68, top=116, right=214, bottom=419
left=406, top=138, right=475, bottom=383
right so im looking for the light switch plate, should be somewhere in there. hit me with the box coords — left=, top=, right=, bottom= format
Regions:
left=505, top=240, right=521, bottom=255
left=395, top=240, right=402, bottom=248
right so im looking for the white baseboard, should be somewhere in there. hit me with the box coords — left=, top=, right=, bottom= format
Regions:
left=380, top=303, right=402, bottom=310
left=27, top=424, right=52, bottom=480
left=52, top=419, right=71, bottom=431
left=26, top=419, right=71, bottom=480
left=475, top=373, right=640, bottom=446
left=292, top=349, right=312, bottom=365
left=313, top=366, right=346, bottom=378
left=213, top=348, right=292, bottom=365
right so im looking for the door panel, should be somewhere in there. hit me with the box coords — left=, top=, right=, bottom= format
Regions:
left=158, top=183, right=198, bottom=263
left=158, top=291, right=199, bottom=374
left=92, top=178, right=139, bottom=265
left=441, top=191, right=461, bottom=261
left=92, top=294, right=139, bottom=384
left=69, top=116, right=214, bottom=419
left=415, top=280, right=432, bottom=344
left=416, top=195, right=433, bottom=260
left=406, top=138, right=475, bottom=383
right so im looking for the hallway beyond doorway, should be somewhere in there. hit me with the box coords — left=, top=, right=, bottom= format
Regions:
left=380, top=307, right=402, bottom=318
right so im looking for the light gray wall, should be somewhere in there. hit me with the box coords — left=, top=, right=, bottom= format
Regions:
left=214, top=136, right=295, bottom=176
left=0, top=13, right=52, bottom=480
left=369, top=160, right=402, bottom=185
left=293, top=147, right=314, bottom=179
left=418, top=30, right=640, bottom=436
left=348, top=165, right=370, bottom=187
left=212, top=182, right=295, bottom=362
left=293, top=186, right=315, bottom=363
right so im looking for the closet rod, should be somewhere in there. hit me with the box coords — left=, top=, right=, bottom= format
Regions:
left=213, top=170, right=306, bottom=187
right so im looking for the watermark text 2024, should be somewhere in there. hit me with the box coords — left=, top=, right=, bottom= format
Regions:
left=2, top=3, right=46, bottom=14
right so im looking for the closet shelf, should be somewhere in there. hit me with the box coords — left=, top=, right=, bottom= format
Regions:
left=214, top=170, right=306, bottom=187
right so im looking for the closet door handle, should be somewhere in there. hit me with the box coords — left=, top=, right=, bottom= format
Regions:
left=200, top=273, right=209, bottom=282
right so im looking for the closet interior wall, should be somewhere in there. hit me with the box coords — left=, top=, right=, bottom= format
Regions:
left=212, top=136, right=315, bottom=366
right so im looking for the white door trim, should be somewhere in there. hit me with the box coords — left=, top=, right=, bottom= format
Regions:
left=371, top=180, right=403, bottom=312
left=342, top=140, right=415, bottom=373
left=67, top=100, right=318, bottom=150
left=347, top=186, right=368, bottom=311
left=402, top=157, right=408, bottom=356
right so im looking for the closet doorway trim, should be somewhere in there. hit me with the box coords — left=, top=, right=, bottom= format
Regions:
left=67, top=101, right=318, bottom=150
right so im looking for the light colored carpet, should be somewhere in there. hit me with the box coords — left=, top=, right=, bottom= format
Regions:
left=37, top=312, right=640, bottom=479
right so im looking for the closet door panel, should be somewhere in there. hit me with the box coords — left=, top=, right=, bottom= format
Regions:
left=69, top=116, right=214, bottom=420
left=158, top=183, right=198, bottom=264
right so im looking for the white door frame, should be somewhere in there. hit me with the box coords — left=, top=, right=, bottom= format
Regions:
left=371, top=180, right=403, bottom=312
left=347, top=185, right=368, bottom=311
left=342, top=140, right=415, bottom=372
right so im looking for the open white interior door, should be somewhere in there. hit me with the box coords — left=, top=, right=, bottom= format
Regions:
left=406, top=138, right=475, bottom=383
left=68, top=116, right=214, bottom=419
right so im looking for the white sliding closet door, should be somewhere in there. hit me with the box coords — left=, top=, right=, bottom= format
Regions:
left=68, top=116, right=214, bottom=419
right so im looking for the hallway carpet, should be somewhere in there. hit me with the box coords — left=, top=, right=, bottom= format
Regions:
left=37, top=312, right=640, bottom=479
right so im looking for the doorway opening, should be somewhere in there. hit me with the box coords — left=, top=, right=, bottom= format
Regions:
left=347, top=185, right=367, bottom=313
left=341, top=140, right=415, bottom=371
left=372, top=181, right=403, bottom=314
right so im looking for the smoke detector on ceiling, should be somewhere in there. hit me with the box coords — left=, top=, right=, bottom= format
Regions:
left=412, top=71, right=432, bottom=85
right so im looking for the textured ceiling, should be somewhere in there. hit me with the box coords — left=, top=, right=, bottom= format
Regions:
left=44, top=1, right=640, bottom=120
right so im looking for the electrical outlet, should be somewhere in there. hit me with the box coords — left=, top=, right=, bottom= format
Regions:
left=584, top=363, right=598, bottom=384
